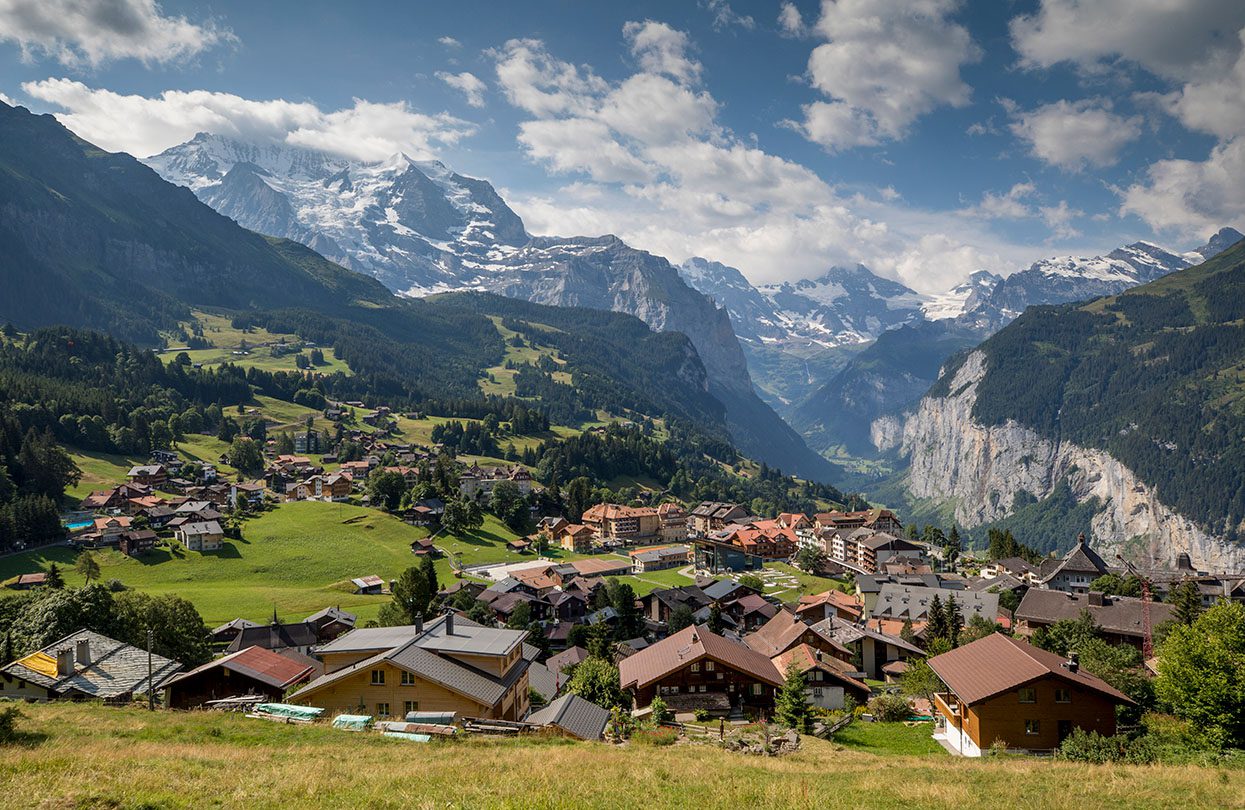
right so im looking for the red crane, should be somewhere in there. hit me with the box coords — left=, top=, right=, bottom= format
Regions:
left=1116, top=555, right=1153, bottom=659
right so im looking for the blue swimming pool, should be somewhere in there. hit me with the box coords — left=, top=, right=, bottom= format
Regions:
left=65, top=521, right=93, bottom=531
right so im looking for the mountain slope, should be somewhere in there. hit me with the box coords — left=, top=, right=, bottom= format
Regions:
left=146, top=134, right=838, bottom=481
left=887, top=241, right=1245, bottom=569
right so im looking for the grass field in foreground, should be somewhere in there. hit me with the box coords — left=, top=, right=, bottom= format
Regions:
left=0, top=502, right=527, bottom=625
left=2, top=704, right=1240, bottom=810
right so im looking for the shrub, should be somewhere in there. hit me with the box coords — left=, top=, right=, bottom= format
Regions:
left=693, top=709, right=712, bottom=722
left=631, top=727, right=679, bottom=747
left=649, top=696, right=670, bottom=725
left=1058, top=728, right=1157, bottom=764
left=867, top=694, right=911, bottom=723
left=0, top=706, right=23, bottom=744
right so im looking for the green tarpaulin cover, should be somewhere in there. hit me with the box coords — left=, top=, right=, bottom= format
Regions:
left=255, top=704, right=324, bottom=720
left=332, top=714, right=373, bottom=730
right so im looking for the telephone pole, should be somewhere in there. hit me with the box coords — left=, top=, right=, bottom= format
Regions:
left=147, top=628, right=154, bottom=711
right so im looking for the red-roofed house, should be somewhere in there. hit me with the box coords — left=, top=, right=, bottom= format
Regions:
left=771, top=643, right=871, bottom=710
left=164, top=645, right=316, bottom=709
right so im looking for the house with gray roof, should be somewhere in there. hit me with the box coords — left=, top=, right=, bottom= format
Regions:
left=1039, top=534, right=1111, bottom=593
left=527, top=693, right=610, bottom=741
left=0, top=630, right=181, bottom=702
left=872, top=584, right=999, bottom=624
left=291, top=613, right=532, bottom=721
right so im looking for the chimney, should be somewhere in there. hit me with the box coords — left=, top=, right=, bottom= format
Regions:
left=75, top=638, right=91, bottom=666
left=444, top=610, right=454, bottom=636
left=414, top=614, right=424, bottom=634
left=1076, top=532, right=1087, bottom=546
left=1065, top=652, right=1079, bottom=674
left=1087, top=590, right=1104, bottom=607
left=56, top=648, right=74, bottom=676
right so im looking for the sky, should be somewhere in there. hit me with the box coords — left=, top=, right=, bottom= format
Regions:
left=0, top=0, right=1242, bottom=293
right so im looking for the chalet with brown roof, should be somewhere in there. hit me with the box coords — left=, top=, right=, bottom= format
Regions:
left=688, top=502, right=749, bottom=537
left=929, top=633, right=1132, bottom=756
left=796, top=589, right=863, bottom=622
left=619, top=624, right=784, bottom=718
left=656, top=502, right=688, bottom=542
left=771, top=643, right=871, bottom=710
left=814, top=508, right=903, bottom=535
left=556, top=524, right=594, bottom=554
left=726, top=592, right=780, bottom=630
left=127, top=464, right=168, bottom=489
left=743, top=610, right=853, bottom=662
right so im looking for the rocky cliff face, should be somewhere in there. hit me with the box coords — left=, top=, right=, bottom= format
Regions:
left=889, top=350, right=1245, bottom=571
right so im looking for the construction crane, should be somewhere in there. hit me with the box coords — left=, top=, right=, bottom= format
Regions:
left=1116, top=555, right=1153, bottom=659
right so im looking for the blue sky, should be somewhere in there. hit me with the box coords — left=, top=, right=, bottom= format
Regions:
left=1, top=0, right=1242, bottom=292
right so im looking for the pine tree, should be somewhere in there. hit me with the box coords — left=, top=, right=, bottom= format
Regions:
left=45, top=563, right=64, bottom=589
left=926, top=594, right=947, bottom=641
left=945, top=596, right=964, bottom=648
left=1170, top=579, right=1203, bottom=626
left=707, top=603, right=723, bottom=635
left=774, top=662, right=812, bottom=733
left=420, top=553, right=438, bottom=604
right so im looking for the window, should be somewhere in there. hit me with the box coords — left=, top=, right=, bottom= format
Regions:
left=403, top=701, right=419, bottom=715
left=1054, top=687, right=1071, bottom=703
left=370, top=669, right=385, bottom=685
left=751, top=684, right=763, bottom=696
left=401, top=671, right=415, bottom=686
left=690, top=663, right=700, bottom=673
left=1017, top=687, right=1036, bottom=703
left=705, top=661, right=714, bottom=672
left=376, top=703, right=390, bottom=718
left=1025, top=720, right=1040, bottom=736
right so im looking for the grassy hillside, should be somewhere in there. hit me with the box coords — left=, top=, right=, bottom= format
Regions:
left=0, top=502, right=534, bottom=625
left=2, top=704, right=1239, bottom=809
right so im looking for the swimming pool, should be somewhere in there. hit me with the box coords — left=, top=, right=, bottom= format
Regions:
left=65, top=521, right=94, bottom=531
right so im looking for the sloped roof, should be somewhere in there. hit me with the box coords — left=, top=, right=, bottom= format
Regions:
left=2, top=629, right=181, bottom=699
left=546, top=646, right=590, bottom=674
left=1015, top=589, right=1176, bottom=638
left=1041, top=536, right=1110, bottom=582
left=872, top=584, right=999, bottom=622
left=165, top=645, right=314, bottom=690
left=771, top=643, right=871, bottom=695
left=810, top=615, right=925, bottom=656
left=743, top=610, right=850, bottom=658
left=527, top=693, right=610, bottom=741
left=618, top=624, right=783, bottom=690
left=225, top=622, right=319, bottom=654
left=927, top=633, right=1132, bottom=706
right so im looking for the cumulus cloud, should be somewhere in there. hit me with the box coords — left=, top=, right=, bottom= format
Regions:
left=960, top=182, right=1083, bottom=240
left=790, top=0, right=981, bottom=150
left=1008, top=98, right=1142, bottom=170
left=490, top=23, right=1030, bottom=291
left=436, top=71, right=486, bottom=108
left=1010, top=0, right=1245, bottom=82
left=778, top=2, right=806, bottom=37
left=1121, top=138, right=1245, bottom=236
left=21, top=78, right=476, bottom=160
left=0, top=0, right=231, bottom=67
left=437, top=36, right=461, bottom=48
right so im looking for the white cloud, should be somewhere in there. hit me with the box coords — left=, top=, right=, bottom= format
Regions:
left=21, top=78, right=476, bottom=160
left=437, top=36, right=461, bottom=48
left=0, top=0, right=231, bottom=67
left=1155, top=29, right=1245, bottom=140
left=1008, top=98, right=1142, bottom=170
left=1010, top=0, right=1245, bottom=82
left=791, top=0, right=981, bottom=150
left=1121, top=137, right=1245, bottom=236
left=970, top=182, right=1037, bottom=220
left=702, top=0, right=755, bottom=32
left=1039, top=201, right=1084, bottom=239
left=491, top=26, right=1031, bottom=291
left=778, top=2, right=806, bottom=37
left=436, top=70, right=487, bottom=108
left=0, top=89, right=14, bottom=105
left=623, top=20, right=701, bottom=84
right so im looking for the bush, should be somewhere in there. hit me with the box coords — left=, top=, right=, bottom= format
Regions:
left=693, top=709, right=712, bottom=722
left=867, top=694, right=911, bottom=723
left=631, top=727, right=679, bottom=747
left=649, top=696, right=670, bottom=725
left=1058, top=728, right=1157, bottom=764
left=0, top=706, right=23, bottom=744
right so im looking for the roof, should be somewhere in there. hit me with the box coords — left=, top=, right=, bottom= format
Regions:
left=315, top=614, right=525, bottom=658
left=293, top=617, right=529, bottom=708
left=211, top=617, right=258, bottom=636
left=570, top=558, right=632, bottom=576
left=1, top=629, right=181, bottom=699
left=179, top=520, right=223, bottom=536
left=527, top=662, right=559, bottom=701
left=546, top=646, right=590, bottom=674
left=872, top=584, right=999, bottom=622
left=165, top=645, right=314, bottom=690
left=702, top=579, right=751, bottom=601
left=1040, top=535, right=1110, bottom=582
left=351, top=575, right=384, bottom=589
left=810, top=615, right=925, bottom=656
left=1015, top=590, right=1177, bottom=637
left=928, top=633, right=1132, bottom=706
left=744, top=610, right=850, bottom=658
left=225, top=622, right=319, bottom=653
left=582, top=503, right=660, bottom=521
left=771, top=643, right=871, bottom=695
left=527, top=693, right=610, bottom=741
left=618, top=624, right=783, bottom=690
left=797, top=589, right=862, bottom=617
left=304, top=606, right=357, bottom=627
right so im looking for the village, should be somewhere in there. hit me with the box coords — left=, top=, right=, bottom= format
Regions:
left=3, top=409, right=1243, bottom=769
